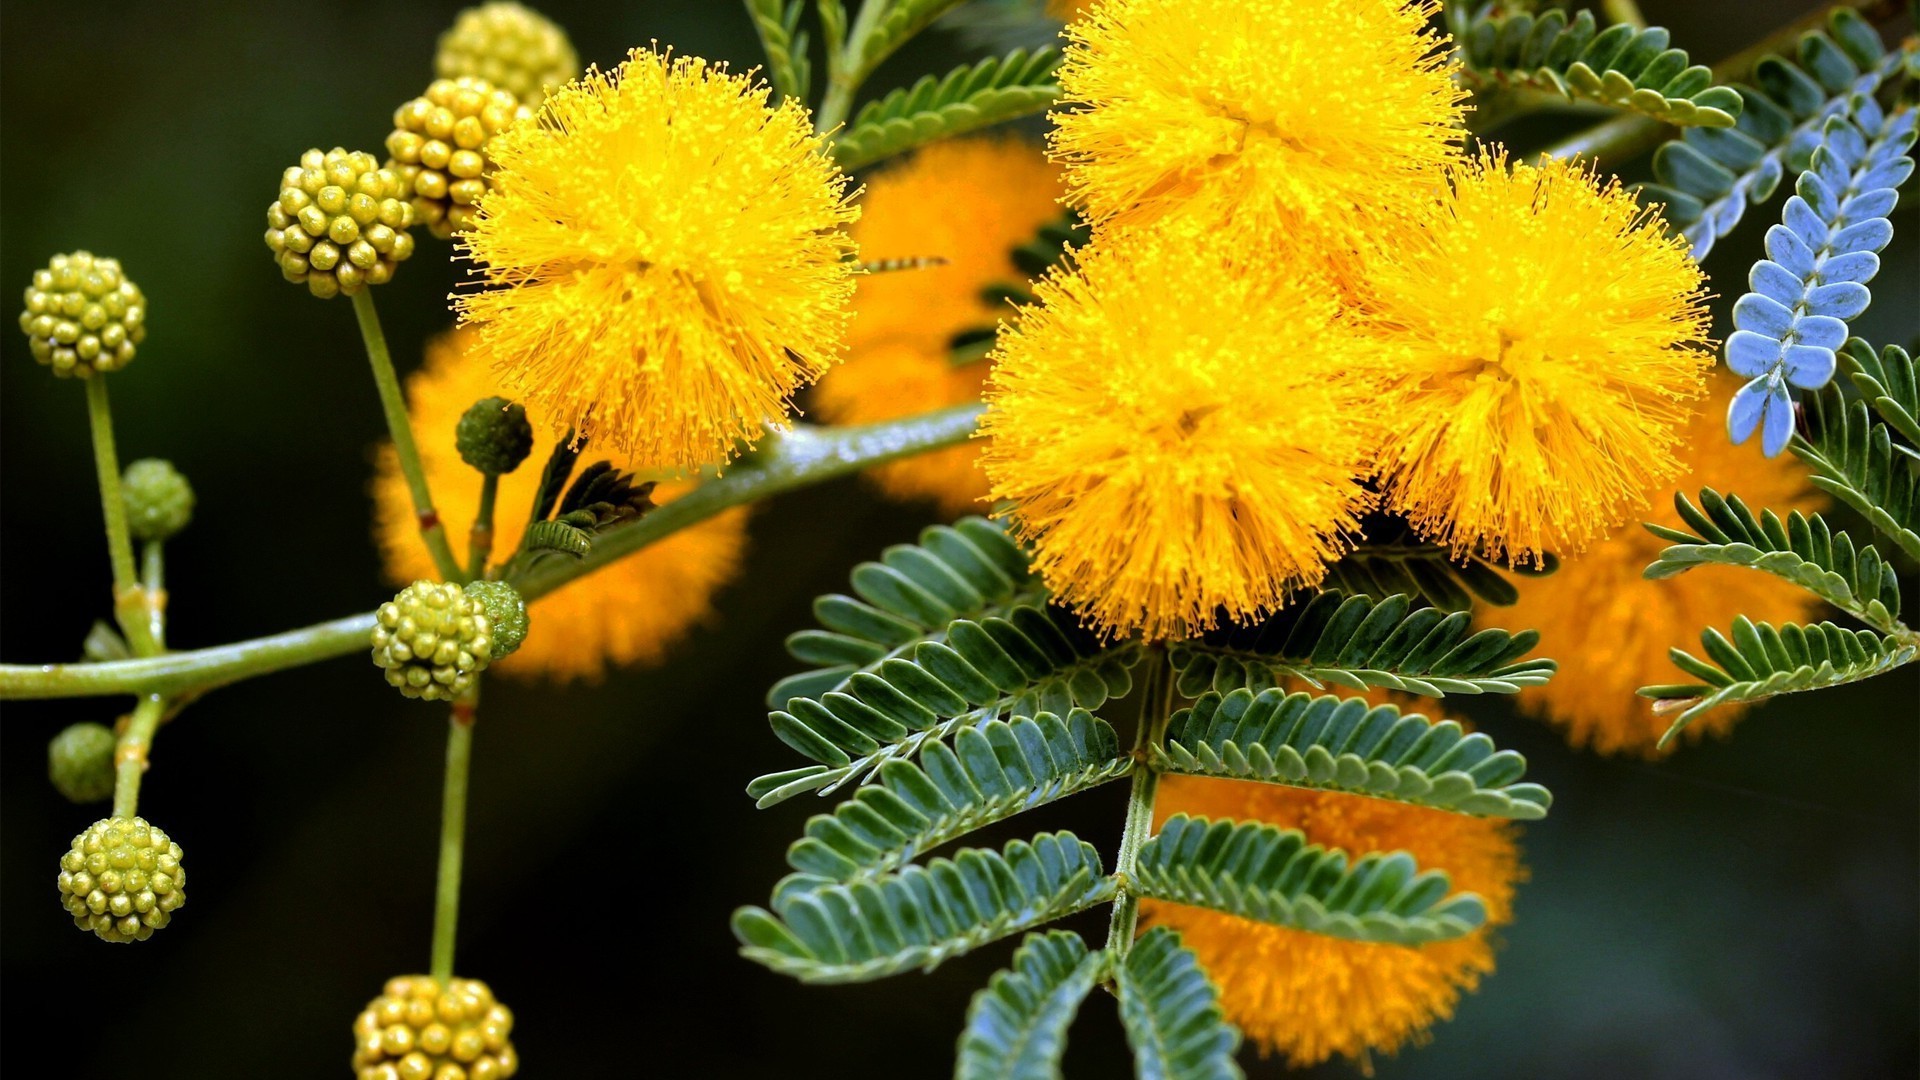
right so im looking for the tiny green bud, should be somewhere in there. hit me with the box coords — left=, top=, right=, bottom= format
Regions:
left=266, top=149, right=415, bottom=299
left=436, top=1, right=579, bottom=107
left=122, top=458, right=195, bottom=542
left=387, top=78, right=531, bottom=239
left=463, top=580, right=529, bottom=658
left=17, top=251, right=147, bottom=378
left=371, top=580, right=494, bottom=701
left=456, top=396, right=535, bottom=475
left=48, top=723, right=117, bottom=804
left=56, top=816, right=186, bottom=942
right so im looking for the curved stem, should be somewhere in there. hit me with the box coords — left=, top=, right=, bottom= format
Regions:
left=86, top=377, right=161, bottom=656
left=352, top=290, right=463, bottom=583
left=0, top=404, right=984, bottom=701
left=112, top=693, right=166, bottom=818
left=432, top=692, right=477, bottom=984
left=815, top=0, right=886, bottom=134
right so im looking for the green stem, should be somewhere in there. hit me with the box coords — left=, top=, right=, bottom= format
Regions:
left=352, top=290, right=463, bottom=583
left=141, top=541, right=167, bottom=651
left=112, top=693, right=166, bottom=819
left=431, top=693, right=477, bottom=984
left=1602, top=0, right=1647, bottom=29
left=1104, top=649, right=1172, bottom=957
left=0, top=404, right=984, bottom=701
left=467, top=474, right=499, bottom=581
left=816, top=0, right=886, bottom=134
left=86, top=377, right=160, bottom=656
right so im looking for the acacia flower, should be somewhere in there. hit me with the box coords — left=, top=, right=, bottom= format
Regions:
left=812, top=138, right=1064, bottom=515
left=1143, top=759, right=1522, bottom=1067
left=1494, top=389, right=1826, bottom=755
left=1050, top=0, right=1462, bottom=256
left=1361, top=151, right=1714, bottom=564
left=979, top=227, right=1378, bottom=640
left=456, top=49, right=859, bottom=470
left=372, top=329, right=747, bottom=682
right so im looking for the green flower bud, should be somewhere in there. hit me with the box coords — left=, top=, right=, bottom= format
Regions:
left=56, top=816, right=186, bottom=942
left=456, top=396, right=535, bottom=475
left=265, top=149, right=416, bottom=299
left=17, top=251, right=147, bottom=378
left=48, top=723, right=117, bottom=804
left=352, top=974, right=519, bottom=1080
left=435, top=1, right=578, bottom=107
left=371, top=580, right=493, bottom=701
left=122, top=458, right=195, bottom=542
left=463, top=580, right=529, bottom=658
left=387, top=78, right=531, bottom=240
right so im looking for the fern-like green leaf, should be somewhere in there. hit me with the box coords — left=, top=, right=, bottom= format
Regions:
left=1152, top=689, right=1551, bottom=820
left=775, top=710, right=1131, bottom=878
left=770, top=516, right=1045, bottom=705
left=1644, top=488, right=1905, bottom=634
left=956, top=931, right=1107, bottom=1080
left=836, top=49, right=1060, bottom=171
left=732, top=832, right=1115, bottom=984
left=1796, top=383, right=1920, bottom=561
left=1112, top=928, right=1243, bottom=1080
left=1843, top=339, right=1920, bottom=449
left=1134, top=815, right=1488, bottom=946
left=853, top=0, right=970, bottom=83
left=745, top=0, right=811, bottom=103
left=1641, top=617, right=1918, bottom=742
left=1322, top=523, right=1557, bottom=609
left=1462, top=7, right=1741, bottom=127
left=1169, top=592, right=1554, bottom=699
left=520, top=519, right=591, bottom=558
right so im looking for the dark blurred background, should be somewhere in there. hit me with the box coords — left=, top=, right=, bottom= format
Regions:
left=2, top=1, right=1915, bottom=1076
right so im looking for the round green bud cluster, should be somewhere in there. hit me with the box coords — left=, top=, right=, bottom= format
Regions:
left=372, top=580, right=494, bottom=701
left=455, top=396, right=534, bottom=475
left=352, top=974, right=519, bottom=1080
left=387, top=78, right=530, bottom=240
left=462, top=580, right=528, bottom=659
left=17, top=251, right=147, bottom=377
left=435, top=1, right=578, bottom=107
left=265, top=148, right=417, bottom=299
left=48, top=722, right=117, bottom=804
left=122, top=458, right=195, bottom=542
left=56, top=816, right=186, bottom=943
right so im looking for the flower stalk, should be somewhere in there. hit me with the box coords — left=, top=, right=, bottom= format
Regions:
left=1104, top=649, right=1173, bottom=958
left=111, top=693, right=167, bottom=819
left=86, top=377, right=162, bottom=657
left=467, top=474, right=499, bottom=581
left=431, top=692, right=477, bottom=984
left=352, top=290, right=464, bottom=583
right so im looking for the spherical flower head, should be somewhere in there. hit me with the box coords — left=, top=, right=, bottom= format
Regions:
left=1050, top=0, right=1462, bottom=256
left=48, top=722, right=117, bottom=804
left=463, top=580, right=530, bottom=658
left=388, top=77, right=532, bottom=240
left=352, top=974, right=518, bottom=1080
left=122, top=458, right=195, bottom=542
left=980, top=227, right=1379, bottom=639
left=436, top=0, right=578, bottom=107
left=18, top=251, right=147, bottom=377
left=1143, top=762, right=1522, bottom=1067
left=456, top=396, right=535, bottom=475
left=1361, top=150, right=1714, bottom=564
left=813, top=138, right=1064, bottom=515
left=371, top=580, right=494, bottom=701
left=265, top=149, right=417, bottom=299
left=1493, top=387, right=1826, bottom=755
left=373, top=329, right=749, bottom=681
left=57, top=816, right=187, bottom=943
left=455, top=48, right=859, bottom=470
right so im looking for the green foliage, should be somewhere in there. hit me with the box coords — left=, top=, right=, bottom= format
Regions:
left=836, top=49, right=1061, bottom=171
left=1644, top=488, right=1905, bottom=635
left=1153, top=689, right=1551, bottom=820
left=1797, top=376, right=1920, bottom=562
left=745, top=0, right=812, bottom=103
left=1113, top=929, right=1243, bottom=1080
left=1133, top=815, right=1488, bottom=946
left=854, top=0, right=972, bottom=83
left=1845, top=340, right=1920, bottom=447
left=957, top=931, right=1107, bottom=1080
left=1323, top=523, right=1557, bottom=609
left=1169, top=591, right=1555, bottom=699
left=1642, top=617, right=1918, bottom=742
left=1637, top=9, right=1903, bottom=258
left=731, top=832, right=1115, bottom=984
left=1461, top=6, right=1741, bottom=127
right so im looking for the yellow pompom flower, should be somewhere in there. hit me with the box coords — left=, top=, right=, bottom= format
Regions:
left=1362, top=151, right=1714, bottom=564
left=1494, top=387, right=1826, bottom=755
left=456, top=49, right=859, bottom=470
left=979, top=228, right=1378, bottom=640
left=1143, top=766, right=1523, bottom=1067
left=812, top=138, right=1064, bottom=516
left=372, top=329, right=748, bottom=682
left=1050, top=0, right=1462, bottom=255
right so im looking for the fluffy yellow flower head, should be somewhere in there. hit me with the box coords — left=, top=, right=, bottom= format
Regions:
left=1050, top=0, right=1462, bottom=253
left=456, top=49, right=859, bottom=470
left=1496, top=388, right=1826, bottom=755
left=813, top=138, right=1064, bottom=515
left=979, top=228, right=1378, bottom=640
left=1144, top=765, right=1522, bottom=1067
left=372, top=329, right=748, bottom=682
left=1363, top=150, right=1713, bottom=564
